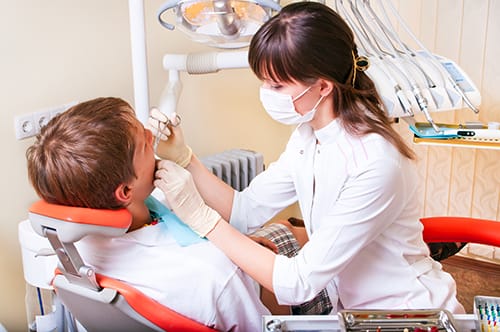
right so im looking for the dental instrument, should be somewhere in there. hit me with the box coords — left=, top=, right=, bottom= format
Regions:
left=382, top=0, right=480, bottom=115
left=335, top=0, right=415, bottom=118
left=345, top=0, right=440, bottom=131
left=153, top=111, right=182, bottom=153
left=331, top=0, right=481, bottom=134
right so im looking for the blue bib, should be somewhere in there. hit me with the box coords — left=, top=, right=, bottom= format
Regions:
left=145, top=195, right=206, bottom=246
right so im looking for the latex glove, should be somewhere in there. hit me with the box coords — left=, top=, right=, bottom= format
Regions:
left=147, top=108, right=193, bottom=168
left=154, top=160, right=221, bottom=237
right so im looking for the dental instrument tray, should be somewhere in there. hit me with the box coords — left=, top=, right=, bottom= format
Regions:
left=338, top=309, right=459, bottom=331
left=409, top=122, right=461, bottom=139
left=410, top=122, right=500, bottom=140
left=410, top=122, right=500, bottom=150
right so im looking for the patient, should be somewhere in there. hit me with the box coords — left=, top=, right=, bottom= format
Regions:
left=26, top=97, right=297, bottom=331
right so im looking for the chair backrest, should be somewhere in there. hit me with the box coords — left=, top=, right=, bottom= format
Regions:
left=420, top=216, right=500, bottom=247
left=29, top=200, right=218, bottom=332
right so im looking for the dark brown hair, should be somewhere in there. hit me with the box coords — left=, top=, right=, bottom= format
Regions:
left=26, top=97, right=139, bottom=208
left=248, top=2, right=414, bottom=159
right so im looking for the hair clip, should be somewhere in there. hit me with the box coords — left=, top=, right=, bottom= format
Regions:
left=351, top=51, right=370, bottom=87
left=354, top=55, right=370, bottom=72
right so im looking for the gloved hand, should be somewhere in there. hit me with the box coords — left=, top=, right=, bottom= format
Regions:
left=154, top=160, right=222, bottom=237
left=147, top=108, right=193, bottom=168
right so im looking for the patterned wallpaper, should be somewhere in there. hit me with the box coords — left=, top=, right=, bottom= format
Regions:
left=389, top=0, right=500, bottom=262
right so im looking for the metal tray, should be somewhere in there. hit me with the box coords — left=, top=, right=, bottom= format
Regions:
left=338, top=309, right=458, bottom=332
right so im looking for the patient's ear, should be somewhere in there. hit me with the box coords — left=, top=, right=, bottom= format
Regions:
left=115, top=184, right=132, bottom=204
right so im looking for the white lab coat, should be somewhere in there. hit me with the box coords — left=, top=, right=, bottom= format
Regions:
left=76, top=190, right=269, bottom=332
left=231, top=120, right=465, bottom=314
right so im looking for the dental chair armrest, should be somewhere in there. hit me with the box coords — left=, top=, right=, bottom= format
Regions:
left=98, top=274, right=217, bottom=331
left=28, top=200, right=131, bottom=243
left=53, top=269, right=218, bottom=332
left=420, top=216, right=500, bottom=247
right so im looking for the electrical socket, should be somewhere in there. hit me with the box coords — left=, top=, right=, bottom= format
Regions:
left=14, top=114, right=36, bottom=140
left=14, top=101, right=77, bottom=140
left=33, top=110, right=52, bottom=133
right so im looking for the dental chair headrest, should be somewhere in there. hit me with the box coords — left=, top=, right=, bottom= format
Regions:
left=29, top=200, right=132, bottom=243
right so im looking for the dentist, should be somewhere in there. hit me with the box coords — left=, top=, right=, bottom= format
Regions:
left=151, top=2, right=465, bottom=314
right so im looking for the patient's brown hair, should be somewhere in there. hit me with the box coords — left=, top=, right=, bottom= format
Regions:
left=26, top=97, right=139, bottom=209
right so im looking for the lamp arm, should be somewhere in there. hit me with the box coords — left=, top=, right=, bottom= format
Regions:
left=163, top=51, right=249, bottom=74
left=158, top=70, right=182, bottom=118
left=157, top=51, right=247, bottom=118
left=128, top=0, right=150, bottom=125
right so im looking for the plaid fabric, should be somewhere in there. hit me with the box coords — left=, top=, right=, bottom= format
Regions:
left=252, top=223, right=333, bottom=315
left=251, top=223, right=301, bottom=257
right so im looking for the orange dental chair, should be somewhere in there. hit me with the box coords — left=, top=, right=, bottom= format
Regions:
left=23, top=198, right=499, bottom=332
left=27, top=199, right=218, bottom=332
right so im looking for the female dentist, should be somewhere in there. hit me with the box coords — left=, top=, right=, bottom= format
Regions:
left=152, top=2, right=465, bottom=314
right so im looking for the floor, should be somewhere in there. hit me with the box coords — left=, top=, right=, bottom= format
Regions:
left=440, top=255, right=500, bottom=313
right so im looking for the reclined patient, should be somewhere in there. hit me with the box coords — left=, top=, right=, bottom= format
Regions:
left=26, top=97, right=289, bottom=331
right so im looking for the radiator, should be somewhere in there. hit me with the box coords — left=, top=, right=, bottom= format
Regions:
left=200, top=149, right=264, bottom=191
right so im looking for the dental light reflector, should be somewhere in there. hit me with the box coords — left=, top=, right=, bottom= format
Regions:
left=158, top=0, right=280, bottom=48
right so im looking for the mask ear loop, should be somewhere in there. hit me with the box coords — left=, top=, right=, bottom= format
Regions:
left=351, top=51, right=370, bottom=87
left=292, top=86, right=313, bottom=102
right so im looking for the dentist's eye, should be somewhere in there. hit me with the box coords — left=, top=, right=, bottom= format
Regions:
left=263, top=79, right=283, bottom=90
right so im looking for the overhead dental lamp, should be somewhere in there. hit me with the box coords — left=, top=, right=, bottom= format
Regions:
left=158, top=0, right=281, bottom=48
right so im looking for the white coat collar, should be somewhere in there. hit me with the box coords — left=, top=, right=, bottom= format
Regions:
left=296, top=119, right=342, bottom=144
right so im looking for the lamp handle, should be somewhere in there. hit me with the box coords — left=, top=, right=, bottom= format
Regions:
left=157, top=0, right=179, bottom=30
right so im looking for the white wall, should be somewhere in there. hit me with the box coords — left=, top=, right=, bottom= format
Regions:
left=1, top=1, right=134, bottom=329
left=1, top=0, right=499, bottom=330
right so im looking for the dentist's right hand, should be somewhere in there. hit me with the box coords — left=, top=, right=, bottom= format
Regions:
left=154, top=160, right=222, bottom=237
left=148, top=108, right=193, bottom=168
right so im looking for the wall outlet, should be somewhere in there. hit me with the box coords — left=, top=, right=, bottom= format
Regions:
left=14, top=101, right=77, bottom=140
left=14, top=114, right=36, bottom=140
left=33, top=110, right=52, bottom=133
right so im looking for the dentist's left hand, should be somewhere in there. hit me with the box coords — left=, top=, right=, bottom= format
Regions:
left=154, top=160, right=222, bottom=237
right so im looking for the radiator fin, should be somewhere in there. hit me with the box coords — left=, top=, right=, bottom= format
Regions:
left=200, top=149, right=264, bottom=191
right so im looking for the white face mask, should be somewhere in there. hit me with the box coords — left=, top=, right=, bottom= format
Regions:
left=259, top=86, right=324, bottom=125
